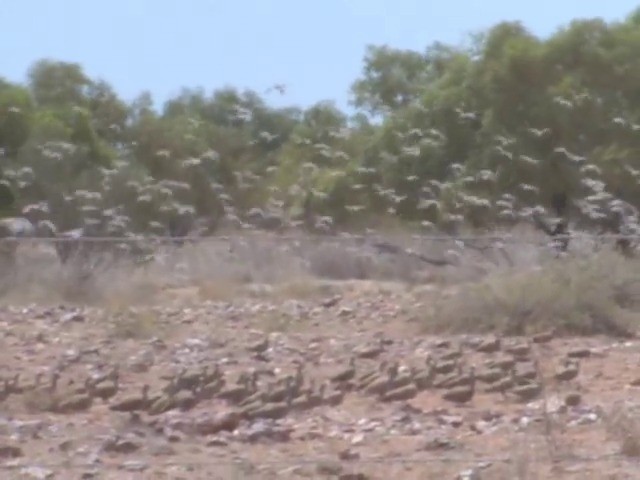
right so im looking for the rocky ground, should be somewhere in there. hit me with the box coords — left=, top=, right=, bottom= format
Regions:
left=0, top=277, right=639, bottom=480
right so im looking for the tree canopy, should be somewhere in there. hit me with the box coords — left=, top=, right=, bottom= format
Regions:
left=3, top=11, right=640, bottom=236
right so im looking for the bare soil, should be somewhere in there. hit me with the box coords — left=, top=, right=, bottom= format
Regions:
left=0, top=239, right=639, bottom=479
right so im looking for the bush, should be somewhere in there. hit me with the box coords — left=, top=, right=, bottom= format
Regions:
left=423, top=251, right=640, bottom=337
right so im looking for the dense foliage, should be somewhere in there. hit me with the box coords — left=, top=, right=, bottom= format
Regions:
left=3, top=10, right=640, bottom=236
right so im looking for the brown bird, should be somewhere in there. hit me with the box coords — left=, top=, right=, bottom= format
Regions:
left=505, top=341, right=531, bottom=359
left=71, top=377, right=94, bottom=395
left=23, top=373, right=45, bottom=392
left=109, top=384, right=150, bottom=412
left=476, top=336, right=501, bottom=353
left=331, top=357, right=356, bottom=383
left=175, top=367, right=204, bottom=392
left=365, top=364, right=397, bottom=397
left=413, top=363, right=436, bottom=391
left=355, top=338, right=385, bottom=359
left=489, top=356, right=516, bottom=372
left=92, top=369, right=120, bottom=401
left=432, top=357, right=459, bottom=375
left=438, top=344, right=463, bottom=362
left=532, top=329, right=555, bottom=344
left=295, top=383, right=325, bottom=410
left=475, top=367, right=504, bottom=384
left=555, top=359, right=579, bottom=383
left=442, top=367, right=475, bottom=405
left=251, top=394, right=292, bottom=420
left=382, top=384, right=418, bottom=402
left=484, top=374, right=513, bottom=398
left=56, top=390, right=93, bottom=413
left=147, top=393, right=176, bottom=416
left=508, top=365, right=542, bottom=402
left=198, top=378, right=225, bottom=400
left=217, top=374, right=253, bottom=404
left=356, top=360, right=387, bottom=389
left=323, top=384, right=346, bottom=406
left=175, top=389, right=200, bottom=411
left=267, top=377, right=295, bottom=403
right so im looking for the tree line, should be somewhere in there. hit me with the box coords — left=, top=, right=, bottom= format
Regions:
left=3, top=8, right=640, bottom=237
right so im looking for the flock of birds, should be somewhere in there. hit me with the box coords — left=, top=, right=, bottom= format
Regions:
left=1, top=331, right=583, bottom=420
left=0, top=90, right=639, bottom=272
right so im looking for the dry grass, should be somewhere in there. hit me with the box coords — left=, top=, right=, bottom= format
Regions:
left=2, top=232, right=639, bottom=344
left=269, top=278, right=342, bottom=300
left=423, top=251, right=640, bottom=337
left=0, top=234, right=434, bottom=306
left=197, top=279, right=246, bottom=301
left=488, top=435, right=542, bottom=480
left=257, top=310, right=297, bottom=333
left=604, top=402, right=640, bottom=458
left=108, top=307, right=163, bottom=340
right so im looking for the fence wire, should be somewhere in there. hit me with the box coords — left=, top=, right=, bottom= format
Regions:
left=0, top=232, right=638, bottom=243
left=0, top=229, right=632, bottom=293
left=0, top=451, right=628, bottom=468
left=0, top=451, right=633, bottom=476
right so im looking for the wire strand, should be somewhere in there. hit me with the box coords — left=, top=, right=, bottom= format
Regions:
left=0, top=451, right=626, bottom=470
left=0, top=232, right=636, bottom=243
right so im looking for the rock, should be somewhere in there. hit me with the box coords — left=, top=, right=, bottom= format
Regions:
left=355, top=343, right=384, bottom=359
left=63, top=349, right=80, bottom=363
left=338, top=448, right=360, bottom=461
left=321, top=295, right=341, bottom=308
left=565, top=392, right=582, bottom=407
left=20, top=466, right=55, bottom=479
left=127, top=350, right=154, bottom=373
left=166, top=433, right=183, bottom=443
left=316, top=460, right=343, bottom=476
left=102, top=436, right=141, bottom=454
left=570, top=412, right=599, bottom=426
left=457, top=467, right=482, bottom=480
left=339, top=473, right=370, bottom=480
left=206, top=437, right=229, bottom=447
left=567, top=348, right=591, bottom=359
left=244, top=422, right=293, bottom=443
left=532, top=331, right=554, bottom=344
left=421, top=435, right=457, bottom=451
left=437, top=415, right=464, bottom=428
left=184, top=337, right=208, bottom=349
left=61, top=312, right=85, bottom=323
left=120, top=460, right=148, bottom=472
left=247, top=338, right=269, bottom=353
left=149, top=444, right=176, bottom=457
left=58, top=440, right=74, bottom=452
left=479, top=410, right=503, bottom=422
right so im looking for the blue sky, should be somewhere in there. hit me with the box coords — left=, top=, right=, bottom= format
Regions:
left=1, top=0, right=639, bottom=111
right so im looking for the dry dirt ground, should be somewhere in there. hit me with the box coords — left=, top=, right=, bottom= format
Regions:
left=0, top=236, right=640, bottom=479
